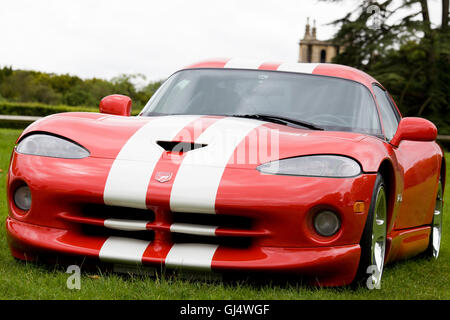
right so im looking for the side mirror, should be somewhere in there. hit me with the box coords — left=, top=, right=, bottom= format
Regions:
left=390, top=117, right=437, bottom=147
left=99, top=94, right=132, bottom=116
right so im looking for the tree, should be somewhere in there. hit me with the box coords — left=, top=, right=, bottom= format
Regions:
left=321, top=0, right=449, bottom=133
left=0, top=67, right=162, bottom=111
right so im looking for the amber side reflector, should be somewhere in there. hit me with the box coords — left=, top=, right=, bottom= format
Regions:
left=354, top=201, right=365, bottom=213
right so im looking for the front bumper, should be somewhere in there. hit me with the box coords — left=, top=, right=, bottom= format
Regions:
left=6, top=217, right=360, bottom=286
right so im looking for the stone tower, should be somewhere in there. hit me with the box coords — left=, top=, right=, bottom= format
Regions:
left=298, top=18, right=340, bottom=63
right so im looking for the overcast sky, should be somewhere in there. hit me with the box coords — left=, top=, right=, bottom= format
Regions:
left=0, top=0, right=444, bottom=82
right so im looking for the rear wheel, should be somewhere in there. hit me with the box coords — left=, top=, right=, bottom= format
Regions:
left=354, top=174, right=387, bottom=288
left=426, top=177, right=443, bottom=259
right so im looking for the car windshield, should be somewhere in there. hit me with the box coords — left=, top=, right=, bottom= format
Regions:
left=140, top=69, right=382, bottom=135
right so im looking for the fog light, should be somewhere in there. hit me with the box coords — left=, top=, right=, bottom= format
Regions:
left=14, top=185, right=32, bottom=211
left=314, top=211, right=340, bottom=237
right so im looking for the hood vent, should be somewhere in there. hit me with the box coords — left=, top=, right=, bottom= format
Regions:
left=157, top=141, right=207, bottom=153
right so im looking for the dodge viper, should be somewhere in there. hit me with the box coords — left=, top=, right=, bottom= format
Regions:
left=5, top=58, right=445, bottom=287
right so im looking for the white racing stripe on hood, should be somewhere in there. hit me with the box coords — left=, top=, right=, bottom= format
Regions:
left=103, top=115, right=200, bottom=209
left=170, top=117, right=264, bottom=214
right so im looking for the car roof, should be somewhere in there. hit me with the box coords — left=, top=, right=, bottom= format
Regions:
left=182, top=58, right=381, bottom=91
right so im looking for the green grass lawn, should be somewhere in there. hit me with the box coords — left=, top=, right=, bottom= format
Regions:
left=0, top=127, right=449, bottom=299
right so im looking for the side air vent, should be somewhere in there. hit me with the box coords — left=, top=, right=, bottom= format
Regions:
left=157, top=141, right=207, bottom=153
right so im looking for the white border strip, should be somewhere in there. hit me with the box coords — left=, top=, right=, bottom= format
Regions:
left=224, top=58, right=264, bottom=70
left=170, top=223, right=217, bottom=236
left=165, top=243, right=219, bottom=271
left=99, top=237, right=150, bottom=264
left=104, top=219, right=149, bottom=231
left=277, top=62, right=318, bottom=74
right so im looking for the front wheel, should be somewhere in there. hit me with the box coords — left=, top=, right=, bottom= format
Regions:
left=426, top=177, right=443, bottom=259
left=354, top=174, right=387, bottom=288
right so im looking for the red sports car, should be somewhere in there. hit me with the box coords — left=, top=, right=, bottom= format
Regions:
left=6, top=59, right=445, bottom=287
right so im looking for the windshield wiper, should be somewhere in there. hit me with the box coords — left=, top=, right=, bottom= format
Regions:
left=232, top=114, right=324, bottom=130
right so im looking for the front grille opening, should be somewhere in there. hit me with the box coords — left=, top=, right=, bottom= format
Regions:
left=82, top=204, right=155, bottom=221
left=81, top=224, right=155, bottom=242
left=172, top=212, right=253, bottom=230
left=171, top=233, right=252, bottom=248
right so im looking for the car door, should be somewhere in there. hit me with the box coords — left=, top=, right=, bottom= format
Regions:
left=373, top=85, right=440, bottom=229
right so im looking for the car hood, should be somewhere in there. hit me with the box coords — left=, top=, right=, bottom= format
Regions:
left=19, top=112, right=385, bottom=172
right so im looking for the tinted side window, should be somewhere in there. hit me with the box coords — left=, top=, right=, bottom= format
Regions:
left=373, top=86, right=399, bottom=140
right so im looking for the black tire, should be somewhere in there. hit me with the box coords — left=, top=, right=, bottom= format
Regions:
left=425, top=176, right=443, bottom=259
left=353, top=173, right=387, bottom=288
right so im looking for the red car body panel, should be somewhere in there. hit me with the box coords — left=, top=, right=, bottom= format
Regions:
left=5, top=60, right=445, bottom=286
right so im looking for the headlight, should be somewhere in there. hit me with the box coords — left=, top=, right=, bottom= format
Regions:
left=16, top=134, right=90, bottom=159
left=257, top=155, right=361, bottom=177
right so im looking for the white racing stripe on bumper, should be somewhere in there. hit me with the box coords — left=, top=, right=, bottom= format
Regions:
left=103, top=115, right=199, bottom=209
left=104, top=219, right=149, bottom=231
left=169, top=117, right=264, bottom=214
left=99, top=237, right=150, bottom=264
left=170, top=223, right=217, bottom=236
left=277, top=62, right=318, bottom=74
left=165, top=243, right=219, bottom=271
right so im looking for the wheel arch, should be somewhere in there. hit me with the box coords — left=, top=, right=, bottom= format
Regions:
left=377, top=159, right=396, bottom=232
left=441, top=154, right=446, bottom=192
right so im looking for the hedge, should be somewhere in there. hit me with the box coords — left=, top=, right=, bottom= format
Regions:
left=0, top=101, right=142, bottom=117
